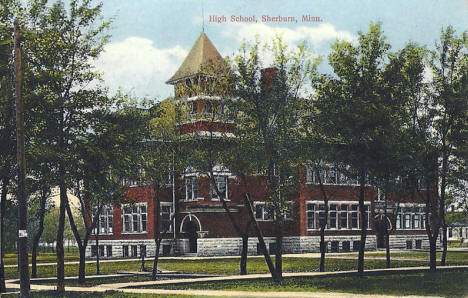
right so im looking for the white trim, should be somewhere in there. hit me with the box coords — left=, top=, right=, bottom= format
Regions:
left=305, top=201, right=370, bottom=231
left=306, top=200, right=370, bottom=205
left=185, top=95, right=222, bottom=102
left=180, top=214, right=202, bottom=233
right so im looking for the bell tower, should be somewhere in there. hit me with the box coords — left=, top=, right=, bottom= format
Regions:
left=166, top=33, right=234, bottom=137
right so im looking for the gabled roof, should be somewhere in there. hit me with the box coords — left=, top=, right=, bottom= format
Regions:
left=166, top=32, right=227, bottom=85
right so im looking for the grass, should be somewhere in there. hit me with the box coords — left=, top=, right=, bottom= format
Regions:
left=2, top=290, right=200, bottom=297
left=5, top=261, right=145, bottom=279
left=157, top=257, right=427, bottom=275
left=6, top=251, right=468, bottom=279
left=4, top=251, right=80, bottom=266
left=448, top=241, right=468, bottom=248
left=145, top=269, right=468, bottom=297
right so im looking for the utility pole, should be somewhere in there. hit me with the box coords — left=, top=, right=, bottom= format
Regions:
left=14, top=19, right=30, bottom=297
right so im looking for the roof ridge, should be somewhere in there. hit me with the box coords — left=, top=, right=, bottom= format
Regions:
left=166, top=32, right=227, bottom=85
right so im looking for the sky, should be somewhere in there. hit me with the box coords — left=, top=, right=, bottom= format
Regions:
left=91, top=0, right=468, bottom=100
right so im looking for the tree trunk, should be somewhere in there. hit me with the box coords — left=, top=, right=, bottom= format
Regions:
left=0, top=176, right=8, bottom=292
left=243, top=193, right=280, bottom=282
left=152, top=183, right=161, bottom=281
left=78, top=245, right=86, bottom=284
left=319, top=227, right=326, bottom=272
left=96, top=225, right=100, bottom=275
left=209, top=171, right=248, bottom=275
left=429, top=236, right=437, bottom=272
left=316, top=168, right=329, bottom=273
left=32, top=190, right=47, bottom=278
left=275, top=219, right=283, bottom=280
left=152, top=238, right=162, bottom=280
left=441, top=222, right=447, bottom=266
left=357, top=169, right=367, bottom=275
left=56, top=165, right=67, bottom=292
left=240, top=234, right=249, bottom=275
left=385, top=231, right=390, bottom=268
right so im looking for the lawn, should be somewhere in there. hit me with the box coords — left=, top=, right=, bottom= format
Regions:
left=145, top=269, right=468, bottom=297
left=2, top=291, right=199, bottom=297
left=5, top=251, right=468, bottom=280
left=5, top=261, right=145, bottom=279
left=157, top=257, right=426, bottom=275
left=3, top=251, right=80, bottom=266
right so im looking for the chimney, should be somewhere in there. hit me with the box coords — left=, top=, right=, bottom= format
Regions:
left=261, top=67, right=278, bottom=96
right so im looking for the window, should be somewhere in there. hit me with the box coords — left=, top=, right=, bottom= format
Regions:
left=331, top=241, right=339, bottom=252
left=140, top=245, right=146, bottom=257
left=318, top=204, right=326, bottom=228
left=185, top=176, right=198, bottom=201
left=353, top=241, right=361, bottom=251
left=306, top=201, right=369, bottom=230
left=413, top=214, right=420, bottom=229
left=416, top=240, right=422, bottom=249
left=364, top=205, right=370, bottom=229
left=122, top=203, right=148, bottom=233
left=406, top=240, right=413, bottom=249
left=307, top=204, right=315, bottom=229
left=397, top=205, right=426, bottom=230
left=131, top=245, right=138, bottom=257
left=351, top=205, right=359, bottom=228
left=161, top=203, right=173, bottom=232
left=91, top=245, right=97, bottom=257
left=340, top=204, right=348, bottom=229
left=211, top=176, right=228, bottom=200
left=106, top=246, right=112, bottom=257
left=326, top=168, right=338, bottom=184
left=255, top=202, right=274, bottom=221
left=92, top=205, right=113, bottom=235
left=328, top=204, right=337, bottom=229
left=99, top=245, right=104, bottom=257
left=123, top=245, right=129, bottom=257
left=342, top=241, right=350, bottom=252
left=404, top=213, right=411, bottom=229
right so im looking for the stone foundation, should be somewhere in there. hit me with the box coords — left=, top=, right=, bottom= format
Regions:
left=86, top=234, right=440, bottom=258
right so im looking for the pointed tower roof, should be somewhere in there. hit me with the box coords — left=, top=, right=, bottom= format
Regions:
left=166, top=32, right=227, bottom=85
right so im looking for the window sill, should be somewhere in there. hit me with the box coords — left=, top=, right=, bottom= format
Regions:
left=210, top=198, right=231, bottom=202
left=121, top=232, right=148, bottom=235
left=306, top=228, right=371, bottom=231
left=184, top=197, right=204, bottom=202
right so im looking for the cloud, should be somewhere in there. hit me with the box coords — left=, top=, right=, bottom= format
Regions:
left=222, top=22, right=356, bottom=47
left=93, top=36, right=187, bottom=99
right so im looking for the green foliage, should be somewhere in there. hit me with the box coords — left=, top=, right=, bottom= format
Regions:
left=231, top=36, right=318, bottom=213
left=148, top=270, right=468, bottom=297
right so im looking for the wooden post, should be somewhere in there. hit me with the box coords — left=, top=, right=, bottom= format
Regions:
left=14, top=19, right=30, bottom=297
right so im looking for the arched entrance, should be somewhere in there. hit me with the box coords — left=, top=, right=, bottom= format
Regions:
left=180, top=214, right=202, bottom=253
left=186, top=221, right=198, bottom=253
left=374, top=212, right=392, bottom=249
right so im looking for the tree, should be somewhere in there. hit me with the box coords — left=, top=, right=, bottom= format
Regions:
left=426, top=27, right=468, bottom=266
left=22, top=0, right=111, bottom=291
left=313, top=23, right=394, bottom=275
left=231, top=37, right=315, bottom=281
left=138, top=98, right=185, bottom=281
left=174, top=60, right=258, bottom=276
left=0, top=3, right=15, bottom=291
left=371, top=42, right=427, bottom=268
left=66, top=100, right=136, bottom=284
